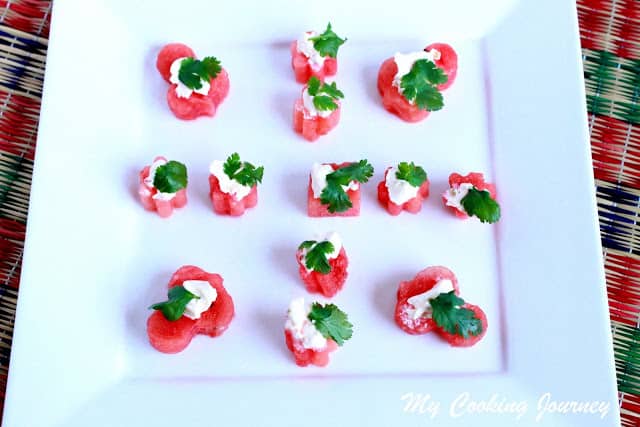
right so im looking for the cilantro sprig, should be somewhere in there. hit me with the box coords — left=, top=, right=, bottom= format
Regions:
left=429, top=291, right=483, bottom=339
left=395, top=162, right=427, bottom=187
left=319, top=160, right=374, bottom=213
left=400, top=59, right=448, bottom=111
left=307, top=76, right=344, bottom=112
left=178, top=57, right=221, bottom=90
left=149, top=286, right=199, bottom=321
left=222, top=153, right=264, bottom=187
left=308, top=302, right=353, bottom=346
left=299, top=240, right=335, bottom=274
left=153, top=160, right=188, bottom=193
left=309, top=23, right=346, bottom=58
left=460, top=188, right=501, bottom=224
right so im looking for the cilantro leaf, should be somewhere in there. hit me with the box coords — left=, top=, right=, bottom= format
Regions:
left=307, top=76, right=321, bottom=96
left=178, top=56, right=221, bottom=90
left=307, top=78, right=344, bottom=112
left=395, top=162, right=427, bottom=187
left=300, top=240, right=335, bottom=274
left=149, top=286, right=199, bottom=321
left=400, top=59, right=448, bottom=111
left=308, top=302, right=353, bottom=346
left=309, top=22, right=346, bottom=58
left=429, top=291, right=483, bottom=339
left=153, top=160, right=188, bottom=193
left=223, top=153, right=264, bottom=187
left=460, top=188, right=501, bottom=224
left=319, top=160, right=374, bottom=213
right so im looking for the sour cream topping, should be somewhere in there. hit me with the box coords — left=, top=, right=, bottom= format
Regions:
left=145, top=158, right=177, bottom=201
left=406, top=279, right=455, bottom=320
left=443, top=182, right=474, bottom=213
left=385, top=166, right=421, bottom=205
left=392, top=49, right=441, bottom=95
left=310, top=163, right=359, bottom=199
left=302, top=87, right=333, bottom=118
left=285, top=297, right=327, bottom=350
left=299, top=231, right=342, bottom=273
left=182, top=280, right=218, bottom=320
left=296, top=31, right=326, bottom=71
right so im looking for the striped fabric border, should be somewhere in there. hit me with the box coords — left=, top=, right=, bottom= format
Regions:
left=0, top=1, right=636, bottom=425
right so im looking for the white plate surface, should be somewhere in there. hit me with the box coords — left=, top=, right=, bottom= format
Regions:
left=3, top=0, right=620, bottom=426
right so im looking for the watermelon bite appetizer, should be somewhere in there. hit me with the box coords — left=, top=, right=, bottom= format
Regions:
left=395, top=266, right=487, bottom=347
left=291, top=23, right=346, bottom=83
left=442, top=172, right=500, bottom=223
left=377, top=161, right=430, bottom=215
left=377, top=43, right=457, bottom=122
left=209, top=152, right=264, bottom=216
left=284, top=298, right=353, bottom=367
left=147, top=265, right=235, bottom=354
left=156, top=43, right=230, bottom=120
left=138, top=156, right=188, bottom=218
left=296, top=232, right=348, bottom=297
left=308, top=160, right=374, bottom=217
left=293, top=76, right=344, bottom=142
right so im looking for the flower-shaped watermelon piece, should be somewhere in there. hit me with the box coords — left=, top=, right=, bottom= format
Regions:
left=138, top=156, right=188, bottom=218
left=377, top=164, right=430, bottom=215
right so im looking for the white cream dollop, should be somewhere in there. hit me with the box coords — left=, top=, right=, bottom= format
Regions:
left=285, top=297, right=327, bottom=350
left=406, top=279, right=455, bottom=320
left=299, top=231, right=343, bottom=273
left=392, top=49, right=441, bottom=96
left=443, top=182, right=474, bottom=213
left=310, top=163, right=359, bottom=199
left=209, top=160, right=252, bottom=200
left=296, top=31, right=326, bottom=71
left=144, top=158, right=176, bottom=201
left=182, top=280, right=218, bottom=320
left=169, top=57, right=211, bottom=99
left=302, top=87, right=333, bottom=118
left=385, top=166, right=421, bottom=205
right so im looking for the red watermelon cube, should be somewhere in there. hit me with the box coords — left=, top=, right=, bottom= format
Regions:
left=290, top=41, right=338, bottom=84
left=395, top=266, right=460, bottom=335
left=209, top=175, right=258, bottom=216
left=307, top=162, right=361, bottom=217
left=296, top=246, right=348, bottom=298
left=146, top=265, right=235, bottom=354
left=138, top=156, right=187, bottom=218
left=442, top=172, right=498, bottom=219
left=377, top=167, right=430, bottom=215
left=156, top=43, right=230, bottom=121
left=293, top=98, right=341, bottom=142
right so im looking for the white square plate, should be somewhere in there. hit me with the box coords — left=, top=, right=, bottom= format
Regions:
left=3, top=0, right=620, bottom=426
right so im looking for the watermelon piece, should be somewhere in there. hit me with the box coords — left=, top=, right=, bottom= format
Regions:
left=434, top=303, right=488, bottom=347
left=284, top=329, right=338, bottom=367
left=424, top=43, right=458, bottom=90
left=209, top=174, right=258, bottom=216
left=377, top=58, right=430, bottom=123
left=146, top=265, right=235, bottom=354
left=394, top=266, right=460, bottom=335
left=296, top=247, right=348, bottom=297
left=290, top=41, right=338, bottom=83
left=442, top=172, right=498, bottom=219
left=156, top=43, right=230, bottom=121
left=377, top=167, right=430, bottom=215
left=293, top=98, right=341, bottom=142
left=156, top=43, right=196, bottom=83
left=307, top=163, right=360, bottom=217
left=138, top=156, right=188, bottom=218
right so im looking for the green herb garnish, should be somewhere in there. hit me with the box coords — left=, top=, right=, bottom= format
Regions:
left=307, top=76, right=344, bottom=112
left=153, top=160, right=188, bottom=193
left=222, top=153, right=264, bottom=187
left=400, top=59, right=448, bottom=111
left=395, top=162, right=427, bottom=187
left=149, top=286, right=199, bottom=321
left=299, top=240, right=335, bottom=274
left=429, top=291, right=483, bottom=339
left=178, top=56, right=221, bottom=90
left=460, top=188, right=501, bottom=224
left=308, top=302, right=353, bottom=345
left=319, top=160, right=374, bottom=213
left=309, top=23, right=346, bottom=58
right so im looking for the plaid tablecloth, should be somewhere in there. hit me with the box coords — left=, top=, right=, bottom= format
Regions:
left=0, top=1, right=637, bottom=425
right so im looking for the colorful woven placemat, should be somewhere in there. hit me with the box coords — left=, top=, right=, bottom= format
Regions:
left=0, top=1, right=635, bottom=425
